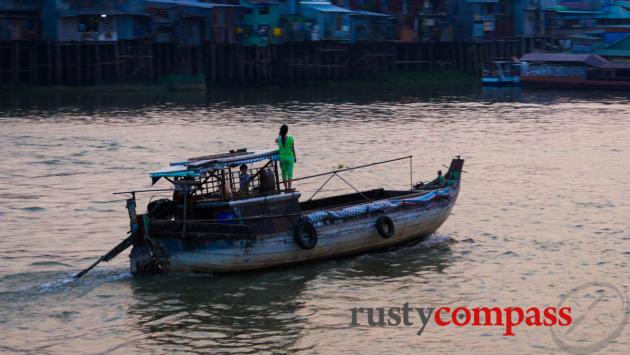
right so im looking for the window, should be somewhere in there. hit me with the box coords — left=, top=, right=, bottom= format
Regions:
left=77, top=16, right=99, bottom=32
left=335, top=16, right=343, bottom=31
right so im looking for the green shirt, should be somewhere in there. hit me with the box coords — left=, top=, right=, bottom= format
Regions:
left=436, top=175, right=446, bottom=187
left=278, top=136, right=295, bottom=161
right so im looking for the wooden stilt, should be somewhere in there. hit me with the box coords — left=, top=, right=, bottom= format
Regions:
left=12, top=41, right=20, bottom=84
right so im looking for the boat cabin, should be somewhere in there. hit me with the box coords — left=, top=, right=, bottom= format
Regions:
left=149, top=149, right=300, bottom=233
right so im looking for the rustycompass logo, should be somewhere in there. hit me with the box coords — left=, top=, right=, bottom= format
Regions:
left=551, top=281, right=628, bottom=354
left=349, top=281, right=628, bottom=351
left=350, top=304, right=573, bottom=336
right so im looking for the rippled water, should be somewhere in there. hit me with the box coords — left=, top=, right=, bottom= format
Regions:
left=1, top=86, right=629, bottom=354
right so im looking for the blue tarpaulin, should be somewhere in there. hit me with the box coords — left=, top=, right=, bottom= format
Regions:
left=304, top=187, right=453, bottom=226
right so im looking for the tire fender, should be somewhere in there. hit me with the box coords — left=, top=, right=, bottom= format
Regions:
left=375, top=215, right=395, bottom=238
left=294, top=220, right=318, bottom=250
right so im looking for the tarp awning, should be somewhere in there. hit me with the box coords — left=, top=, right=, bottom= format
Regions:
left=150, top=149, right=279, bottom=184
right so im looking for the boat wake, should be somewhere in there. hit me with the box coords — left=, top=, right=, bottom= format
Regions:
left=419, top=233, right=458, bottom=248
left=0, top=267, right=131, bottom=302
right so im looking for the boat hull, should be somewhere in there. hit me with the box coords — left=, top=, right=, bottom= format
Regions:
left=131, top=191, right=457, bottom=273
left=522, top=75, right=630, bottom=90
left=481, top=77, right=521, bottom=86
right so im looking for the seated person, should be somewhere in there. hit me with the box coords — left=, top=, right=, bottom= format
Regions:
left=239, top=164, right=252, bottom=193
left=434, top=170, right=446, bottom=188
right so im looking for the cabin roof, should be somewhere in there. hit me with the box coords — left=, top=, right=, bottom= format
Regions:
left=150, top=149, right=279, bottom=184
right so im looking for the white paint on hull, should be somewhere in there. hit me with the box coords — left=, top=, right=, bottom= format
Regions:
left=160, top=197, right=457, bottom=273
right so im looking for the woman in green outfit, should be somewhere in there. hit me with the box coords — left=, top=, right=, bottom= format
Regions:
left=275, top=124, right=297, bottom=191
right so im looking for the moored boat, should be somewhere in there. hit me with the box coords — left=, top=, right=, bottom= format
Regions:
left=482, top=61, right=521, bottom=86
left=76, top=150, right=464, bottom=277
left=520, top=52, right=630, bottom=90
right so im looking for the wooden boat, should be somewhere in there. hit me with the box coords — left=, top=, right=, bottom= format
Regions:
left=520, top=52, right=630, bottom=90
left=75, top=150, right=464, bottom=277
left=482, top=61, right=521, bottom=86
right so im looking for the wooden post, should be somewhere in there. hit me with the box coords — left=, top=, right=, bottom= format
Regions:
left=288, top=42, right=293, bottom=83
left=148, top=42, right=155, bottom=79
left=29, top=42, right=37, bottom=84
left=114, top=42, right=120, bottom=81
left=12, top=41, right=20, bottom=84
left=46, top=42, right=52, bottom=84
left=75, top=43, right=81, bottom=84
left=211, top=43, right=217, bottom=82
left=95, top=43, right=101, bottom=84
left=55, top=43, right=62, bottom=84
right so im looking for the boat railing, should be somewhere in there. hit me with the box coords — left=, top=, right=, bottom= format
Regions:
left=115, top=156, right=415, bottom=199
left=292, top=155, right=414, bottom=202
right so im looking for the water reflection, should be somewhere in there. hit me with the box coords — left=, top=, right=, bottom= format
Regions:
left=129, top=268, right=315, bottom=353
left=126, top=236, right=454, bottom=353
left=2, top=85, right=630, bottom=119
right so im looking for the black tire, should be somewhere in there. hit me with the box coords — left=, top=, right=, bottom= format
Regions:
left=375, top=215, right=395, bottom=238
left=293, top=221, right=318, bottom=250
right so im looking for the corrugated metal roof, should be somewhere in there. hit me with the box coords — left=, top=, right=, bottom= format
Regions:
left=300, top=2, right=354, bottom=13
left=596, top=49, right=630, bottom=57
left=595, top=36, right=630, bottom=57
left=245, top=0, right=279, bottom=4
left=553, top=10, right=602, bottom=14
left=520, top=52, right=611, bottom=68
left=146, top=0, right=242, bottom=9
left=59, top=10, right=148, bottom=17
left=352, top=10, right=393, bottom=18
left=567, top=34, right=602, bottom=41
left=521, top=52, right=592, bottom=62
left=605, top=35, right=630, bottom=50
left=601, top=61, right=630, bottom=69
left=598, top=5, right=630, bottom=20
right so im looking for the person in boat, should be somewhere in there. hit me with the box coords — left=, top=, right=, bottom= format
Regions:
left=275, top=124, right=297, bottom=191
left=434, top=170, right=446, bottom=188
left=239, top=164, right=252, bottom=193
left=220, top=178, right=233, bottom=199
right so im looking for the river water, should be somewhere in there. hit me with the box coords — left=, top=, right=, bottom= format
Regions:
left=0, top=86, right=628, bottom=354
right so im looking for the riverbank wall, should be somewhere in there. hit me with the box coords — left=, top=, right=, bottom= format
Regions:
left=0, top=38, right=553, bottom=87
